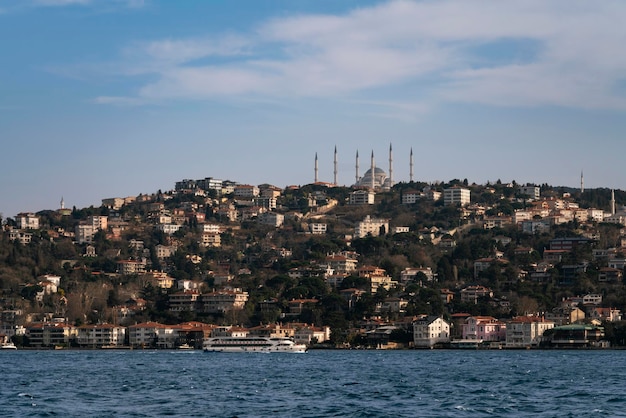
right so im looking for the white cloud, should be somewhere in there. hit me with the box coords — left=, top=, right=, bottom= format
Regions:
left=86, top=0, right=626, bottom=111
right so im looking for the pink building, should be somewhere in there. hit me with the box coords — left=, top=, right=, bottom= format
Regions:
left=462, top=316, right=507, bottom=342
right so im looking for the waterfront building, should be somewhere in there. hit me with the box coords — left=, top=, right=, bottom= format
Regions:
left=413, top=316, right=451, bottom=348
left=505, top=316, right=554, bottom=348
left=462, top=316, right=506, bottom=342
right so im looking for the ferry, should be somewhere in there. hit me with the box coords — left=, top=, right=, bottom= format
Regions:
left=203, top=336, right=307, bottom=353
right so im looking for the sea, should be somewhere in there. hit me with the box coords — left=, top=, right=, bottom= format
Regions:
left=1, top=349, right=625, bottom=417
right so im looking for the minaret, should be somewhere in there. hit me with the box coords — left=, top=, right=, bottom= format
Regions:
left=410, top=147, right=414, bottom=182
left=388, top=143, right=393, bottom=188
left=611, top=189, right=616, bottom=215
left=314, top=153, right=319, bottom=183
left=580, top=170, right=584, bottom=194
left=355, top=150, right=360, bottom=184
left=60, top=196, right=65, bottom=210
left=334, top=146, right=338, bottom=186
left=371, top=150, right=376, bottom=190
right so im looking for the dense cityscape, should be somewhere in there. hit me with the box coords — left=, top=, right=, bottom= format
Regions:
left=2, top=151, right=626, bottom=350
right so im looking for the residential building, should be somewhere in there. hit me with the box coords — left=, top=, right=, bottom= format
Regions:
left=128, top=321, right=165, bottom=348
left=9, top=229, right=33, bottom=245
left=355, top=215, right=389, bottom=238
left=460, top=285, right=493, bottom=304
left=400, top=267, right=435, bottom=283
left=200, top=232, right=221, bottom=247
left=156, top=224, right=183, bottom=235
left=117, top=259, right=147, bottom=275
left=325, top=254, right=358, bottom=274
left=202, top=289, right=249, bottom=313
left=413, top=316, right=451, bottom=348
left=77, top=324, right=126, bottom=347
left=309, top=223, right=328, bottom=235
left=75, top=223, right=97, bottom=244
left=257, top=212, right=285, bottom=227
left=520, top=186, right=540, bottom=200
left=349, top=189, right=375, bottom=205
left=462, top=316, right=506, bottom=342
left=234, top=184, right=260, bottom=198
left=294, top=325, right=331, bottom=345
left=16, top=213, right=40, bottom=230
left=505, top=316, right=554, bottom=348
left=401, top=190, right=421, bottom=205
left=169, top=291, right=201, bottom=312
left=443, top=187, right=471, bottom=206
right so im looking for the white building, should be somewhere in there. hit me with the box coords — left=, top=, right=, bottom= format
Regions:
left=156, top=224, right=183, bottom=234
left=505, top=316, right=554, bottom=348
left=257, top=212, right=285, bottom=227
left=443, top=187, right=471, bottom=206
left=77, top=324, right=126, bottom=347
left=355, top=215, right=389, bottom=238
left=349, top=190, right=375, bottom=205
left=75, top=223, right=97, bottom=244
left=401, top=190, right=421, bottom=205
left=202, top=290, right=249, bottom=313
left=16, top=213, right=40, bottom=230
left=234, top=184, right=260, bottom=198
left=413, top=316, right=451, bottom=348
left=309, top=223, right=328, bottom=235
left=520, top=186, right=540, bottom=200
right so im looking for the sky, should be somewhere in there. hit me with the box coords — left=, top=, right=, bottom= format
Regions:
left=2, top=0, right=626, bottom=218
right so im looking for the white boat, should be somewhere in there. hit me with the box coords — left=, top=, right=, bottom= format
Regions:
left=0, top=342, right=17, bottom=350
left=203, top=336, right=307, bottom=353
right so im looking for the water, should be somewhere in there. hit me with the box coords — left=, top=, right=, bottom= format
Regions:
left=1, top=350, right=625, bottom=417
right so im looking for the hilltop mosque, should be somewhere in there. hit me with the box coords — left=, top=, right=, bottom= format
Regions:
left=314, top=144, right=414, bottom=191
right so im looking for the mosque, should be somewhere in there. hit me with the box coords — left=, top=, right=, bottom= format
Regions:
left=314, top=144, right=414, bottom=191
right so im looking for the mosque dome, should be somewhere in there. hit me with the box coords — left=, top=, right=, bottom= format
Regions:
left=356, top=167, right=388, bottom=189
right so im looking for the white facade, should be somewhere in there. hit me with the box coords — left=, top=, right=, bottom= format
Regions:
left=505, top=317, right=554, bottom=348
left=349, top=190, right=375, bottom=205
left=157, top=224, right=183, bottom=234
left=77, top=324, right=126, bottom=347
left=443, top=187, right=471, bottom=206
left=402, top=191, right=421, bottom=205
left=520, top=186, right=540, bottom=200
left=75, top=223, right=97, bottom=244
left=200, top=233, right=221, bottom=247
left=257, top=212, right=285, bottom=227
left=202, top=290, right=249, bottom=313
left=234, top=184, right=260, bottom=198
left=413, top=316, right=450, bottom=348
left=310, top=223, right=328, bottom=234
left=202, top=224, right=222, bottom=234
left=355, top=215, right=389, bottom=238
left=16, top=213, right=40, bottom=230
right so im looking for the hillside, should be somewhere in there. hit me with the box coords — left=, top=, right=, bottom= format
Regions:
left=3, top=179, right=626, bottom=347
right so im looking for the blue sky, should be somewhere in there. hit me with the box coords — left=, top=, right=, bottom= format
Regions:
left=2, top=0, right=626, bottom=218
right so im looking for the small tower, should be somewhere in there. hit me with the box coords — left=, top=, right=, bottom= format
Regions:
left=355, top=150, right=360, bottom=184
left=580, top=170, right=584, bottom=194
left=314, top=153, right=319, bottom=183
left=612, top=189, right=616, bottom=215
left=370, top=150, right=376, bottom=190
left=410, top=147, right=414, bottom=182
left=60, top=196, right=65, bottom=210
left=388, top=143, right=393, bottom=188
left=334, top=146, right=338, bottom=186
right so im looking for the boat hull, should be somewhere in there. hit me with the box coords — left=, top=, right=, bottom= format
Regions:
left=203, top=337, right=307, bottom=353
